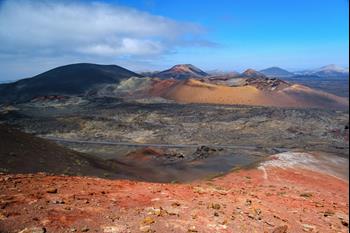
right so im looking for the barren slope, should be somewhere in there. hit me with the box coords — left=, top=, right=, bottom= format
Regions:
left=156, top=79, right=348, bottom=109
left=0, top=124, right=170, bottom=180
left=0, top=152, right=348, bottom=233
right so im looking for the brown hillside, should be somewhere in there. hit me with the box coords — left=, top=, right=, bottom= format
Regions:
left=157, top=79, right=348, bottom=109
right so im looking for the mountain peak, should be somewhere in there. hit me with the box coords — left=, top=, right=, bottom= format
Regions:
left=296, top=64, right=349, bottom=77
left=260, top=67, right=294, bottom=77
left=154, top=64, right=208, bottom=79
left=317, top=64, right=348, bottom=72
left=307, top=64, right=350, bottom=77
left=242, top=69, right=265, bottom=78
left=172, top=64, right=196, bottom=68
left=170, top=64, right=206, bottom=74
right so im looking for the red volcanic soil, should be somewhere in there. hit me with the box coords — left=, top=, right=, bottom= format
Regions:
left=0, top=166, right=348, bottom=233
left=126, top=147, right=164, bottom=161
left=147, top=78, right=349, bottom=109
left=148, top=79, right=179, bottom=97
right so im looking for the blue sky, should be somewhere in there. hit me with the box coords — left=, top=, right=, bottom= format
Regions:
left=0, top=0, right=348, bottom=80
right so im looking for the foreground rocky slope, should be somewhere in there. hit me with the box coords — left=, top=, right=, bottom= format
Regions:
left=0, top=152, right=348, bottom=233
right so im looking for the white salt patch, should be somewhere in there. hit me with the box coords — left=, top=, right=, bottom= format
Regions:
left=259, top=152, right=349, bottom=181
left=258, top=166, right=268, bottom=180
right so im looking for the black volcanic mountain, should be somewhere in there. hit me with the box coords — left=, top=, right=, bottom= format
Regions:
left=153, top=64, right=208, bottom=79
left=0, top=63, right=142, bottom=103
left=260, top=67, right=294, bottom=77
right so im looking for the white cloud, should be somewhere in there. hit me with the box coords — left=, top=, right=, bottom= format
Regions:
left=78, top=38, right=165, bottom=56
left=0, top=0, right=204, bottom=57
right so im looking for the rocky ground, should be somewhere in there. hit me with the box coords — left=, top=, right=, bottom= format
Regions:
left=1, top=98, right=348, bottom=182
left=0, top=154, right=348, bottom=233
left=0, top=123, right=265, bottom=183
left=1, top=98, right=348, bottom=158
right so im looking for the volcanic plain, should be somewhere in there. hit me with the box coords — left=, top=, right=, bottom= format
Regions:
left=0, top=63, right=349, bottom=233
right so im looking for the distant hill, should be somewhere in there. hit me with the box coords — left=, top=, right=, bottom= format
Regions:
left=260, top=67, right=294, bottom=77
left=139, top=71, right=160, bottom=77
left=313, top=65, right=349, bottom=77
left=153, top=64, right=208, bottom=79
left=0, top=63, right=142, bottom=103
left=296, top=65, right=349, bottom=77
left=240, top=69, right=266, bottom=78
left=206, top=69, right=240, bottom=76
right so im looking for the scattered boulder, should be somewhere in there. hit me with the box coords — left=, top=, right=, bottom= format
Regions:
left=323, top=210, right=335, bottom=217
left=103, top=225, right=127, bottom=233
left=341, top=219, right=349, bottom=227
left=46, top=188, right=58, bottom=194
left=302, top=224, right=316, bottom=232
left=51, top=199, right=65, bottom=204
left=210, top=203, right=221, bottom=210
left=18, top=227, right=46, bottom=233
left=188, top=226, right=198, bottom=232
left=139, top=225, right=152, bottom=232
left=171, top=202, right=181, bottom=207
left=245, top=199, right=252, bottom=206
left=142, top=216, right=155, bottom=225
left=192, top=146, right=218, bottom=159
left=272, top=225, right=288, bottom=233
left=81, top=226, right=90, bottom=232
left=300, top=193, right=313, bottom=198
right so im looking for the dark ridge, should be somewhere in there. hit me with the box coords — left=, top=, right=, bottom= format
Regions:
left=0, top=63, right=142, bottom=104
left=0, top=124, right=163, bottom=180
